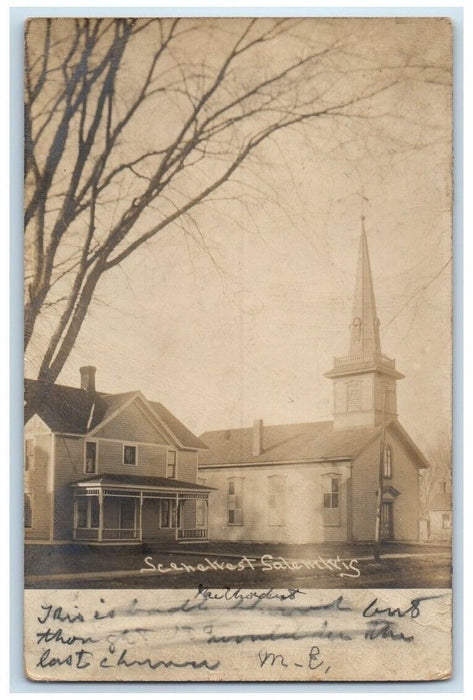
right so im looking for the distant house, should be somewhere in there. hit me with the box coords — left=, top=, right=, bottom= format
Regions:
left=24, top=368, right=210, bottom=544
left=199, top=224, right=429, bottom=544
left=427, top=481, right=452, bottom=542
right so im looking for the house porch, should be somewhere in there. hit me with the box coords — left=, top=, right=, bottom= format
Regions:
left=71, top=474, right=210, bottom=544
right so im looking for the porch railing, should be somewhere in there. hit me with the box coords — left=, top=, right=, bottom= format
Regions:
left=73, top=527, right=140, bottom=542
left=74, top=528, right=99, bottom=541
left=177, top=527, right=208, bottom=540
left=102, top=528, right=140, bottom=540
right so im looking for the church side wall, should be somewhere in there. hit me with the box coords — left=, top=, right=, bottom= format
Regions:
left=384, top=430, right=419, bottom=541
left=199, top=462, right=350, bottom=544
left=351, top=428, right=420, bottom=542
left=351, top=438, right=380, bottom=542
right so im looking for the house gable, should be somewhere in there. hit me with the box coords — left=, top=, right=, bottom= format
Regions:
left=24, top=413, right=52, bottom=435
left=90, top=396, right=173, bottom=445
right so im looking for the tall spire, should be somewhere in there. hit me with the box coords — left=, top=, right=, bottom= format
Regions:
left=324, top=214, right=403, bottom=431
left=349, top=217, right=381, bottom=356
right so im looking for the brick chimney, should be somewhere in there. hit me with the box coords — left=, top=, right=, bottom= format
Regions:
left=80, top=366, right=96, bottom=393
left=253, top=419, right=264, bottom=456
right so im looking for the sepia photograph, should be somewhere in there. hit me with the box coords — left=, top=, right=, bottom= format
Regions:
left=22, top=15, right=453, bottom=681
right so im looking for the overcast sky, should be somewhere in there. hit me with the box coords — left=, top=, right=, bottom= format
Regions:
left=25, top=17, right=452, bottom=454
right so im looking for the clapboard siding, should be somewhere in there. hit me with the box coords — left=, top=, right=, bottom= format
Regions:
left=55, top=435, right=84, bottom=486
left=177, top=450, right=198, bottom=483
left=200, top=462, right=350, bottom=544
left=54, top=435, right=84, bottom=539
left=351, top=427, right=420, bottom=542
left=96, top=440, right=168, bottom=477
left=24, top=433, right=52, bottom=541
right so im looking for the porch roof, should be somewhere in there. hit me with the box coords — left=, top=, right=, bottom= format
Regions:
left=70, top=473, right=214, bottom=491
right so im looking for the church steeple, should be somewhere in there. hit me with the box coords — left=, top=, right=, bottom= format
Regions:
left=349, top=217, right=381, bottom=356
left=325, top=218, right=404, bottom=430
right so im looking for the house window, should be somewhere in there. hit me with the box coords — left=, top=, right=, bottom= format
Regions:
left=24, top=438, right=35, bottom=471
left=227, top=478, right=243, bottom=525
left=160, top=499, right=177, bottom=528
left=90, top=497, right=100, bottom=528
left=123, top=444, right=137, bottom=466
left=442, top=513, right=451, bottom=530
left=267, top=475, right=285, bottom=526
left=24, top=494, right=33, bottom=528
left=384, top=444, right=392, bottom=479
left=76, top=497, right=89, bottom=528
left=196, top=498, right=208, bottom=527
left=119, top=498, right=135, bottom=530
left=76, top=496, right=100, bottom=529
left=347, top=382, right=361, bottom=412
left=166, top=450, right=177, bottom=478
left=322, top=474, right=341, bottom=526
left=85, top=441, right=97, bottom=473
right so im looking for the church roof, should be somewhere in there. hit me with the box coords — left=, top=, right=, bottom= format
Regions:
left=199, top=419, right=429, bottom=469
left=199, top=420, right=377, bottom=466
left=24, top=378, right=207, bottom=449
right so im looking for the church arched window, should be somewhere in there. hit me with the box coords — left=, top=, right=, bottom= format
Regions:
left=384, top=444, right=393, bottom=479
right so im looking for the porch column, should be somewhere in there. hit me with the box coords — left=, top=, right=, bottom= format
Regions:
left=138, top=492, right=143, bottom=541
left=175, top=494, right=179, bottom=541
left=98, top=491, right=103, bottom=543
left=73, top=495, right=77, bottom=540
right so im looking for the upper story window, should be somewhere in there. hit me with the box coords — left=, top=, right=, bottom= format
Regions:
left=267, top=475, right=286, bottom=526
left=227, top=477, right=243, bottom=525
left=384, top=444, right=392, bottom=479
left=123, top=444, right=137, bottom=466
left=347, top=381, right=361, bottom=412
left=24, top=438, right=35, bottom=471
left=85, top=441, right=97, bottom=473
left=166, top=450, right=177, bottom=478
left=322, top=474, right=341, bottom=526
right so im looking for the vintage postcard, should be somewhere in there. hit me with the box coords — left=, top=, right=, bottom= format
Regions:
left=23, top=16, right=453, bottom=681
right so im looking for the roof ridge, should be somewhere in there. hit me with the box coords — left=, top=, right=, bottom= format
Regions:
left=200, top=419, right=334, bottom=435
left=25, top=377, right=142, bottom=399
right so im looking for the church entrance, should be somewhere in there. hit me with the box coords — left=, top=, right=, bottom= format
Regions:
left=381, top=501, right=393, bottom=541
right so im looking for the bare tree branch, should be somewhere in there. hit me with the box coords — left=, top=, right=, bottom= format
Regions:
left=24, top=18, right=450, bottom=382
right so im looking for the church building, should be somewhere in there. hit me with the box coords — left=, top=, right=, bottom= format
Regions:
left=198, top=223, right=429, bottom=543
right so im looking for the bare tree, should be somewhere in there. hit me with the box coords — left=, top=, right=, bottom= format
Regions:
left=419, top=435, right=452, bottom=532
left=24, top=17, right=450, bottom=383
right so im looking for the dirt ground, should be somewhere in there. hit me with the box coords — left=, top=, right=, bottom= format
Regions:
left=25, top=541, right=452, bottom=589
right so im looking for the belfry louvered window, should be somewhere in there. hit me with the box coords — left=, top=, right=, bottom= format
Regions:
left=347, top=381, right=361, bottom=412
